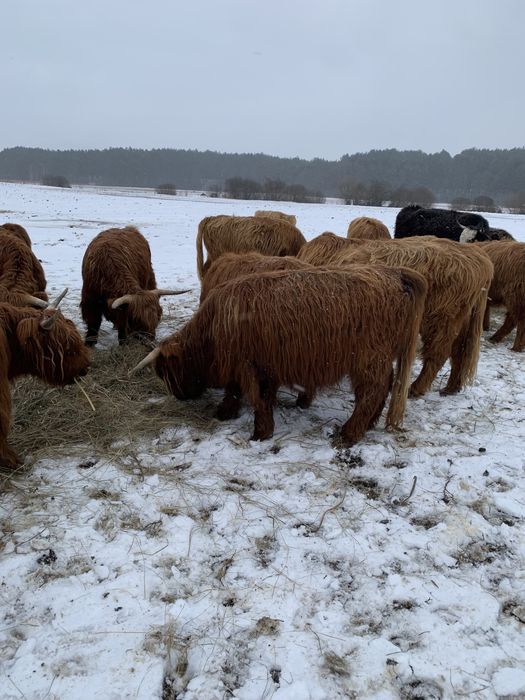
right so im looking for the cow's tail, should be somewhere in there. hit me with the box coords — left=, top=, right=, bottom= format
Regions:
left=385, top=269, right=427, bottom=430
left=456, top=286, right=488, bottom=387
left=196, top=221, right=205, bottom=281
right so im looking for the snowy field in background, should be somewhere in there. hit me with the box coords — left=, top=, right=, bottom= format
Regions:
left=1, top=182, right=525, bottom=699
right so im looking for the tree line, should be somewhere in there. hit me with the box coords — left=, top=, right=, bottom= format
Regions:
left=1, top=146, right=525, bottom=208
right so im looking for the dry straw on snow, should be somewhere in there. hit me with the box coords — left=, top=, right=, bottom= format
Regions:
left=8, top=342, right=208, bottom=470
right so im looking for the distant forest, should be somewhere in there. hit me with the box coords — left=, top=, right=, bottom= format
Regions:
left=1, top=146, right=525, bottom=206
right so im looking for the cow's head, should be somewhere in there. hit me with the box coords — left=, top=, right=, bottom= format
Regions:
left=131, top=340, right=206, bottom=400
left=457, top=213, right=490, bottom=242
left=14, top=290, right=90, bottom=385
left=110, top=289, right=190, bottom=340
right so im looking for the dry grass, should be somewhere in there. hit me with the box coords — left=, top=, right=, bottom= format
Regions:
left=8, top=342, right=210, bottom=469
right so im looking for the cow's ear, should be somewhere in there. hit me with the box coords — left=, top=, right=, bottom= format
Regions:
left=16, top=318, right=41, bottom=349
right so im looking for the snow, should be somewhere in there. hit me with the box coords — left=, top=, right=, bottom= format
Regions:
left=1, top=182, right=525, bottom=699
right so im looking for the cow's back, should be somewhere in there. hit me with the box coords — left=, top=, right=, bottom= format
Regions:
left=82, top=227, right=155, bottom=296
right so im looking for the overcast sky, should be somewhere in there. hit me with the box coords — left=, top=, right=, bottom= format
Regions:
left=1, top=0, right=524, bottom=160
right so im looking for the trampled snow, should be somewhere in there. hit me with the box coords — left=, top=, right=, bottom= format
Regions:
left=1, top=182, right=524, bottom=699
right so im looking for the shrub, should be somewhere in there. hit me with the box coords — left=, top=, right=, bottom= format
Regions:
left=155, top=183, right=177, bottom=196
left=42, top=174, right=71, bottom=188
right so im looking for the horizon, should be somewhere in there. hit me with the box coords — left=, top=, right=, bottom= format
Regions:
left=3, top=144, right=525, bottom=163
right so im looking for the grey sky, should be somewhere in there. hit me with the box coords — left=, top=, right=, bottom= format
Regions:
left=2, top=0, right=524, bottom=160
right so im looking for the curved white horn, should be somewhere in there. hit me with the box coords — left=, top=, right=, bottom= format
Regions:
left=23, top=295, right=49, bottom=309
left=40, top=309, right=59, bottom=330
left=49, top=287, right=68, bottom=309
left=153, top=289, right=192, bottom=297
left=129, top=347, right=161, bottom=374
left=112, top=294, right=136, bottom=309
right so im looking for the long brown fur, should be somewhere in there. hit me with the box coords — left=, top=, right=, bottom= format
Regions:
left=0, top=303, right=90, bottom=469
left=199, top=252, right=313, bottom=303
left=1, top=223, right=32, bottom=248
left=0, top=230, right=48, bottom=307
left=149, top=267, right=427, bottom=446
left=254, top=210, right=297, bottom=226
left=196, top=215, right=306, bottom=280
left=81, top=226, right=162, bottom=346
left=477, top=241, right=525, bottom=351
left=298, top=232, right=493, bottom=396
left=347, top=217, right=391, bottom=241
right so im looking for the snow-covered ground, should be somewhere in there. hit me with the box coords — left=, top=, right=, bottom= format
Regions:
left=1, top=182, right=525, bottom=700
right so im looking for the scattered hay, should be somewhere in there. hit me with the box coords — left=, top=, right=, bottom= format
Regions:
left=9, top=342, right=211, bottom=469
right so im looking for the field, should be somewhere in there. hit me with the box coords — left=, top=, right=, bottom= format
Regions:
left=1, top=182, right=525, bottom=700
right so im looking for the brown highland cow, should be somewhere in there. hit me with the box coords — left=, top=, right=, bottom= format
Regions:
left=478, top=241, right=525, bottom=351
left=298, top=232, right=493, bottom=396
left=81, top=226, right=189, bottom=346
left=347, top=216, right=391, bottom=241
left=1, top=223, right=32, bottom=248
left=0, top=229, right=48, bottom=308
left=133, top=266, right=427, bottom=446
left=254, top=210, right=297, bottom=226
left=196, top=215, right=306, bottom=280
left=199, top=252, right=313, bottom=303
left=0, top=293, right=90, bottom=469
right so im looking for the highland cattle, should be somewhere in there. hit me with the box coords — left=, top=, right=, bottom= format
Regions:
left=394, top=205, right=490, bottom=242
left=347, top=216, right=391, bottom=241
left=81, top=226, right=188, bottom=346
left=133, top=266, right=427, bottom=446
left=0, top=229, right=48, bottom=308
left=0, top=292, right=90, bottom=469
left=196, top=215, right=306, bottom=280
left=298, top=232, right=493, bottom=396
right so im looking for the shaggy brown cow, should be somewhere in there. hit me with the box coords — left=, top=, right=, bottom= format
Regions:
left=347, top=217, right=391, bottom=241
left=298, top=232, right=493, bottom=396
left=81, top=226, right=189, bottom=346
left=0, top=293, right=90, bottom=469
left=478, top=241, right=525, bottom=351
left=254, top=210, right=297, bottom=226
left=1, top=223, right=32, bottom=248
left=196, top=215, right=306, bottom=280
left=133, top=266, right=427, bottom=446
left=199, top=252, right=312, bottom=303
left=0, top=230, right=48, bottom=308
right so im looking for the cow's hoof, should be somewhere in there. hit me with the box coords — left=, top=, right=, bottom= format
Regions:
left=216, top=404, right=239, bottom=421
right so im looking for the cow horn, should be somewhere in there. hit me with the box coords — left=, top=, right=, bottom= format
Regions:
left=22, top=295, right=49, bottom=309
left=153, top=289, right=192, bottom=297
left=111, top=294, right=136, bottom=309
left=129, top=347, right=161, bottom=374
left=40, top=309, right=60, bottom=330
left=49, top=287, right=68, bottom=309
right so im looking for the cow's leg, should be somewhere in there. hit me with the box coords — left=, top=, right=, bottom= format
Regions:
left=118, top=323, right=128, bottom=345
left=81, top=300, right=103, bottom=347
left=490, top=312, right=515, bottom=344
left=237, top=365, right=278, bottom=440
left=251, top=377, right=278, bottom=441
left=216, top=381, right=242, bottom=420
left=441, top=304, right=483, bottom=396
left=341, top=367, right=391, bottom=446
left=409, top=324, right=455, bottom=397
left=0, top=378, right=20, bottom=470
left=410, top=352, right=450, bottom=397
left=366, top=368, right=394, bottom=430
left=511, top=317, right=525, bottom=352
left=296, top=387, right=315, bottom=409
left=483, top=302, right=491, bottom=331
left=441, top=338, right=468, bottom=396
